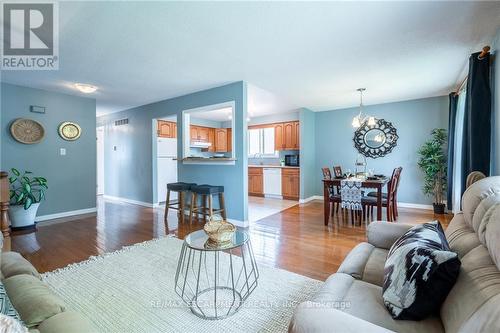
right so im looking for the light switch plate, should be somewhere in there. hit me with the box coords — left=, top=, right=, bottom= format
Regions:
left=60, top=148, right=66, bottom=156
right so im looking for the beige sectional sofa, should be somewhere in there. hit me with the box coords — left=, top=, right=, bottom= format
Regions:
left=1, top=235, right=93, bottom=333
left=290, top=176, right=500, bottom=333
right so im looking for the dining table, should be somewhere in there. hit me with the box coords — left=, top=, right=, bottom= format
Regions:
left=322, top=177, right=390, bottom=225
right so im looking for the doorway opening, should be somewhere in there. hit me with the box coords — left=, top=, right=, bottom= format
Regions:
left=96, top=126, right=105, bottom=196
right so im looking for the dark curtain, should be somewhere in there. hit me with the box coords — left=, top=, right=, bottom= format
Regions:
left=447, top=93, right=458, bottom=210
left=461, top=51, right=492, bottom=194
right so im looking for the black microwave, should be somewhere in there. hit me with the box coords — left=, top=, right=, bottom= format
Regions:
left=285, top=154, right=299, bottom=167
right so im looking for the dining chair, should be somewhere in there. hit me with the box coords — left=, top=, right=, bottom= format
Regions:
left=362, top=167, right=402, bottom=222
left=365, top=167, right=403, bottom=219
left=322, top=167, right=342, bottom=217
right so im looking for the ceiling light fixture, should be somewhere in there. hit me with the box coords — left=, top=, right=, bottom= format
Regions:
left=74, top=83, right=98, bottom=94
left=352, top=88, right=376, bottom=128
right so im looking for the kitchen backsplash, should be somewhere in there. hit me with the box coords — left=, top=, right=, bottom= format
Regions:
left=248, top=150, right=299, bottom=166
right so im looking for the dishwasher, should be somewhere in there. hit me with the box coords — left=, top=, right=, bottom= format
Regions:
left=263, top=168, right=282, bottom=197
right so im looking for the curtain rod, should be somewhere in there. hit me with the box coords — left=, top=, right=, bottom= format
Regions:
left=454, top=46, right=491, bottom=95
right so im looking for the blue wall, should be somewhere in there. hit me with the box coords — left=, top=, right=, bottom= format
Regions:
left=97, top=82, right=248, bottom=222
left=314, top=96, right=449, bottom=205
left=299, top=108, right=316, bottom=200
left=1, top=83, right=97, bottom=216
left=492, top=28, right=500, bottom=175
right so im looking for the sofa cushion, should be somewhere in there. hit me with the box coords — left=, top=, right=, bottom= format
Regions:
left=444, top=213, right=481, bottom=258
left=3, top=275, right=66, bottom=328
left=382, top=221, right=461, bottom=320
left=0, top=281, right=21, bottom=321
left=440, top=244, right=500, bottom=333
left=37, top=312, right=94, bottom=333
left=337, top=242, right=387, bottom=287
left=1, top=252, right=40, bottom=280
left=461, top=176, right=500, bottom=227
left=311, top=273, right=443, bottom=333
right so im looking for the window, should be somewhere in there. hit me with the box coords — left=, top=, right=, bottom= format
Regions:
left=248, top=127, right=277, bottom=157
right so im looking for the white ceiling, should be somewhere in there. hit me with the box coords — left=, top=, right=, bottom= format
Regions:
left=190, top=107, right=233, bottom=122
left=2, top=1, right=499, bottom=116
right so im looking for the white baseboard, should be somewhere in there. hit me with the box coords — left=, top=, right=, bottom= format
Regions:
left=103, top=195, right=153, bottom=208
left=227, top=218, right=249, bottom=228
left=35, top=207, right=97, bottom=222
left=397, top=202, right=433, bottom=210
left=299, top=195, right=323, bottom=204
left=305, top=196, right=433, bottom=210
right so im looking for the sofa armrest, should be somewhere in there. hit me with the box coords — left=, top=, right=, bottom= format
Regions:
left=289, top=301, right=395, bottom=333
left=367, top=221, right=413, bottom=250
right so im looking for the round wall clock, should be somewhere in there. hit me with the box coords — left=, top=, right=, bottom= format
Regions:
left=10, top=118, right=45, bottom=144
left=58, top=122, right=82, bottom=141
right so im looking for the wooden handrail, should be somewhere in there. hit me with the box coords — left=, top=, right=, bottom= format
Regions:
left=0, top=171, right=11, bottom=250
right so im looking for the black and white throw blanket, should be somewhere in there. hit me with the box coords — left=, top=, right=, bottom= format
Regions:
left=341, top=179, right=362, bottom=210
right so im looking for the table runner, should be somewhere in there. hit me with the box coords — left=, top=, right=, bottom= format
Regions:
left=341, top=179, right=363, bottom=210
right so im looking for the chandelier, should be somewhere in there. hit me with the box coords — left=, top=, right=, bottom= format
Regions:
left=352, top=88, right=375, bottom=128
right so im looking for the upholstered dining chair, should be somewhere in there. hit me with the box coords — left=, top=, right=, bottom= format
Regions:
left=362, top=167, right=402, bottom=222
left=322, top=167, right=342, bottom=217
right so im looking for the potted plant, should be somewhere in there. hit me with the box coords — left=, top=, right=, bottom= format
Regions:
left=417, top=129, right=447, bottom=214
left=8, top=168, right=48, bottom=229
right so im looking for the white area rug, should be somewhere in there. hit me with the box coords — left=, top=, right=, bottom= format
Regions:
left=42, top=236, right=322, bottom=332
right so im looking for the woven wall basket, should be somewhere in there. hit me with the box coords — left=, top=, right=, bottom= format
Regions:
left=10, top=118, right=45, bottom=144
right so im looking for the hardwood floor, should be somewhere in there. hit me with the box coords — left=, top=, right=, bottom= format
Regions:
left=10, top=198, right=452, bottom=281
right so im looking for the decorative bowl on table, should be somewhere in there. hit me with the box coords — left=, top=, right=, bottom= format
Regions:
left=203, top=214, right=236, bottom=246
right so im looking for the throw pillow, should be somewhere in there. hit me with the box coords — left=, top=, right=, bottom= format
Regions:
left=382, top=220, right=461, bottom=320
left=0, top=282, right=21, bottom=321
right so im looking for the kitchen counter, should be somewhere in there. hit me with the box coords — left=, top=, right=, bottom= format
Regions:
left=248, top=165, right=300, bottom=169
left=182, top=157, right=236, bottom=165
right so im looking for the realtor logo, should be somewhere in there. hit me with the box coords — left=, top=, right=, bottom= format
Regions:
left=1, top=2, right=59, bottom=70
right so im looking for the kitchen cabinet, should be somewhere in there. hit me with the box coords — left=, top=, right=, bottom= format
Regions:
left=274, top=123, right=284, bottom=150
left=207, top=128, right=215, bottom=152
left=227, top=128, right=232, bottom=152
left=248, top=167, right=264, bottom=196
left=215, top=128, right=232, bottom=152
left=282, top=168, right=300, bottom=200
left=283, top=121, right=299, bottom=150
left=190, top=125, right=210, bottom=142
left=157, top=120, right=176, bottom=138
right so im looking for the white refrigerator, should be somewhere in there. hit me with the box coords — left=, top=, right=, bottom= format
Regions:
left=157, top=138, right=178, bottom=203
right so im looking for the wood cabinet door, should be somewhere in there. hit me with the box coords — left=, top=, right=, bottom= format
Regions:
left=198, top=127, right=210, bottom=142
left=274, top=123, right=284, bottom=150
left=190, top=126, right=198, bottom=141
left=215, top=128, right=228, bottom=152
left=294, top=121, right=300, bottom=149
left=282, top=169, right=299, bottom=199
left=248, top=168, right=263, bottom=195
left=207, top=128, right=215, bottom=152
left=283, top=122, right=295, bottom=149
left=158, top=120, right=175, bottom=138
left=227, top=128, right=232, bottom=152
left=173, top=123, right=177, bottom=139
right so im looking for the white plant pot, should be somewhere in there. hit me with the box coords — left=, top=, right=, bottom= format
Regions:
left=8, top=203, right=40, bottom=229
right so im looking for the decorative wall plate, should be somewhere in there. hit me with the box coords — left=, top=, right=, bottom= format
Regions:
left=58, top=122, right=82, bottom=141
left=353, top=118, right=398, bottom=158
left=10, top=118, right=45, bottom=144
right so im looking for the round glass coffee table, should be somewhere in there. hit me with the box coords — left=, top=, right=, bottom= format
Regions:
left=174, top=229, right=259, bottom=320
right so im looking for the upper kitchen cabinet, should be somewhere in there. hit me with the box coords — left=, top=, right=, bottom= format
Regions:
left=157, top=120, right=176, bottom=138
left=274, top=123, right=284, bottom=150
left=215, top=128, right=228, bottom=152
left=273, top=121, right=299, bottom=150
left=182, top=101, right=235, bottom=164
left=283, top=121, right=299, bottom=150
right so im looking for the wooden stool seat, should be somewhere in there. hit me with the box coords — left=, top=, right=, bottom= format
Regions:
left=164, top=182, right=197, bottom=223
left=189, top=185, right=226, bottom=224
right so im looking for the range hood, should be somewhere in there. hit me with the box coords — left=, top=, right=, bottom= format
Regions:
left=190, top=141, right=212, bottom=148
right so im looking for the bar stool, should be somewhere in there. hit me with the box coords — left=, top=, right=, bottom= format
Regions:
left=189, top=185, right=226, bottom=224
left=164, top=182, right=196, bottom=223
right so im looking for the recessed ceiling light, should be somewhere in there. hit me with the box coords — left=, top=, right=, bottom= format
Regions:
left=74, top=83, right=98, bottom=94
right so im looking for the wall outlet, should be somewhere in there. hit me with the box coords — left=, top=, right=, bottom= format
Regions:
left=60, top=148, right=66, bottom=156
